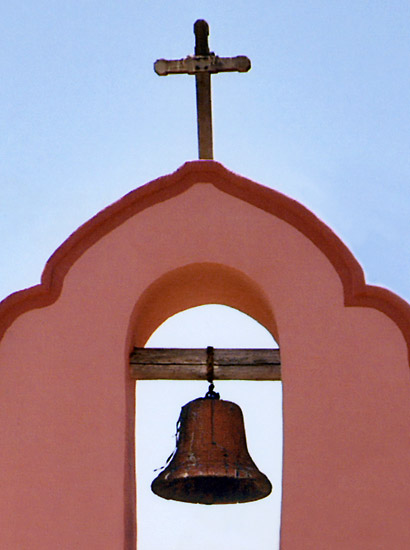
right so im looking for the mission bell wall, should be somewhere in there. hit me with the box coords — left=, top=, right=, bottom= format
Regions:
left=0, top=161, right=409, bottom=549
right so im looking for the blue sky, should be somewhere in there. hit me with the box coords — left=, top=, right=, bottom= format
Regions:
left=1, top=1, right=409, bottom=304
left=1, top=2, right=409, bottom=548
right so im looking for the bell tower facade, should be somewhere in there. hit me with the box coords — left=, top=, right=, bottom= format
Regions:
left=0, top=161, right=409, bottom=549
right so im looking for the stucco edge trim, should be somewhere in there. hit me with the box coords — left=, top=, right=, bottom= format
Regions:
left=0, top=160, right=409, bottom=361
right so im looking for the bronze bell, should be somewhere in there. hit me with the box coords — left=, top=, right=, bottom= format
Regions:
left=151, top=391, right=272, bottom=504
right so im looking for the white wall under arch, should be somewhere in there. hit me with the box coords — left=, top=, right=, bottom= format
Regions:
left=137, top=304, right=283, bottom=550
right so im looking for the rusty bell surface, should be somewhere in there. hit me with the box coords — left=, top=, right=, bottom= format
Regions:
left=151, top=396, right=272, bottom=504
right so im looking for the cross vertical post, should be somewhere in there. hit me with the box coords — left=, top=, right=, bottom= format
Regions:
left=194, top=20, right=213, bottom=159
left=154, top=20, right=251, bottom=160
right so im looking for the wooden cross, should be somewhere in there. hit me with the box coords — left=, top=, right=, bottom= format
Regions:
left=154, top=20, right=251, bottom=160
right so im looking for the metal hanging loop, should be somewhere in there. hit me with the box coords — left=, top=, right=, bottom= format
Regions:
left=205, top=346, right=220, bottom=399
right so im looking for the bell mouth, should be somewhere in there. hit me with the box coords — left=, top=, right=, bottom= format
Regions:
left=151, top=474, right=272, bottom=504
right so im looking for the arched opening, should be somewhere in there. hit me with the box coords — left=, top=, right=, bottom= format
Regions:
left=136, top=305, right=282, bottom=550
left=128, top=262, right=279, bottom=349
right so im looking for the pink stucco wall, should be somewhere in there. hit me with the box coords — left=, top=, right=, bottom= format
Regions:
left=0, top=161, right=409, bottom=549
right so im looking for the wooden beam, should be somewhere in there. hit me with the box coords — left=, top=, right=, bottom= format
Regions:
left=129, top=348, right=281, bottom=381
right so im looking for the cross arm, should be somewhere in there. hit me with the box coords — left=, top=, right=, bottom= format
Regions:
left=154, top=55, right=251, bottom=76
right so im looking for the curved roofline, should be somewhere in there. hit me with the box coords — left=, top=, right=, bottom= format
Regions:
left=1, top=160, right=409, bottom=360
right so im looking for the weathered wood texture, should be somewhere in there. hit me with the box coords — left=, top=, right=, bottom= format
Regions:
left=129, top=348, right=281, bottom=381
left=154, top=20, right=250, bottom=160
